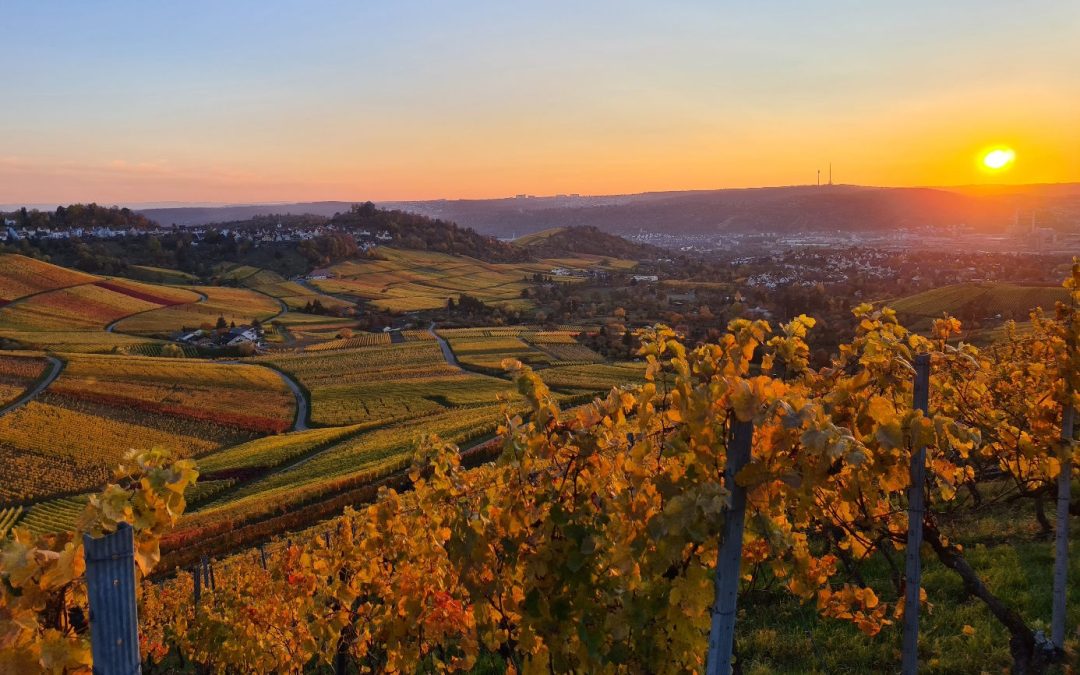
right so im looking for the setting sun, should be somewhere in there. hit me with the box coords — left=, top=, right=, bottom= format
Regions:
left=982, top=147, right=1016, bottom=171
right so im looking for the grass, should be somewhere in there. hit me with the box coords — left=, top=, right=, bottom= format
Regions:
left=738, top=491, right=1080, bottom=673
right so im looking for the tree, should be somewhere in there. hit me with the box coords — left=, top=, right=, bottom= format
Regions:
left=216, top=315, right=227, bottom=330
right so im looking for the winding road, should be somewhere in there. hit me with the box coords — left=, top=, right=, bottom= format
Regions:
left=274, top=368, right=309, bottom=431
left=220, top=359, right=309, bottom=432
left=0, top=356, right=64, bottom=418
left=429, top=323, right=461, bottom=369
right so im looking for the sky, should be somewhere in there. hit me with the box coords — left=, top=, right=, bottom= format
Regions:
left=2, top=0, right=1078, bottom=205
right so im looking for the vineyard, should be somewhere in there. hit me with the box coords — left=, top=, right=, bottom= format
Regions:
left=440, top=327, right=605, bottom=372
left=0, top=353, right=295, bottom=503
left=0, top=249, right=1075, bottom=673
left=0, top=352, right=48, bottom=407
left=307, top=247, right=636, bottom=312
left=2, top=259, right=1075, bottom=674
left=110, top=285, right=281, bottom=335
left=215, top=262, right=353, bottom=313
left=888, top=282, right=1069, bottom=331
left=0, top=253, right=97, bottom=302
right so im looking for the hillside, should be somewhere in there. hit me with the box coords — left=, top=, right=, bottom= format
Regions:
left=382, top=184, right=1080, bottom=237
left=328, top=202, right=528, bottom=263
left=885, top=281, right=1069, bottom=330
left=1, top=203, right=157, bottom=231
left=513, top=226, right=664, bottom=259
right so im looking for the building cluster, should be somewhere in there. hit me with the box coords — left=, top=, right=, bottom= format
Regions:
left=746, top=250, right=897, bottom=289
left=176, top=324, right=262, bottom=349
left=2, top=222, right=149, bottom=241
left=0, top=218, right=395, bottom=249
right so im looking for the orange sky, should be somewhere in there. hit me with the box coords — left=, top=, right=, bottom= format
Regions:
left=2, top=2, right=1078, bottom=205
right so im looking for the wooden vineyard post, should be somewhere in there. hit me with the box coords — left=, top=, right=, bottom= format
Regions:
left=901, top=353, right=931, bottom=674
left=1052, top=404, right=1075, bottom=650
left=192, top=564, right=201, bottom=606
left=83, top=522, right=141, bottom=675
left=706, top=417, right=754, bottom=675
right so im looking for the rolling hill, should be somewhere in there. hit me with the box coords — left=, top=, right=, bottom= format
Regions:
left=130, top=183, right=1080, bottom=238
left=884, top=281, right=1069, bottom=332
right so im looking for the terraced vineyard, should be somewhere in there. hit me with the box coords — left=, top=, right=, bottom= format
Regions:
left=15, top=496, right=87, bottom=535
left=0, top=253, right=649, bottom=558
left=0, top=353, right=48, bottom=407
left=886, top=282, right=1069, bottom=331
left=262, top=341, right=514, bottom=425
left=0, top=353, right=295, bottom=502
left=111, top=285, right=281, bottom=336
left=0, top=506, right=21, bottom=536
left=308, top=247, right=637, bottom=312
left=439, top=327, right=604, bottom=372
left=217, top=263, right=353, bottom=312
left=0, top=253, right=97, bottom=302
left=0, top=279, right=199, bottom=331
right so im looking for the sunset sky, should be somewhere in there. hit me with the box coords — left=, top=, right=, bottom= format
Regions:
left=2, top=1, right=1078, bottom=205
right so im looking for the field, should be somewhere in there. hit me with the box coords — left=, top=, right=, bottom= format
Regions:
left=0, top=353, right=48, bottom=407
left=0, top=254, right=648, bottom=553
left=111, top=285, right=282, bottom=335
left=308, top=247, right=637, bottom=313
left=885, top=282, right=1069, bottom=331
left=176, top=403, right=517, bottom=537
left=262, top=341, right=514, bottom=425
left=0, top=353, right=295, bottom=503
left=0, top=329, right=171, bottom=354
left=439, top=327, right=604, bottom=372
left=127, top=265, right=200, bottom=284
left=216, top=263, right=353, bottom=313
left=0, top=279, right=200, bottom=331
left=0, top=253, right=97, bottom=302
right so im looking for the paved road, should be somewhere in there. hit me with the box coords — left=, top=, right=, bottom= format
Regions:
left=0, top=356, right=64, bottom=418
left=274, top=367, right=310, bottom=431
left=220, top=360, right=309, bottom=431
left=429, top=323, right=460, bottom=369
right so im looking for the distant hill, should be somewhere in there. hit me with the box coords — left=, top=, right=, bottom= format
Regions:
left=514, top=226, right=664, bottom=260
left=329, top=202, right=529, bottom=263
left=382, top=185, right=1056, bottom=237
left=139, top=201, right=353, bottom=227
left=121, top=182, right=1080, bottom=237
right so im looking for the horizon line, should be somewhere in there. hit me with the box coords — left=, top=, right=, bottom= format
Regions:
left=3, top=180, right=1078, bottom=213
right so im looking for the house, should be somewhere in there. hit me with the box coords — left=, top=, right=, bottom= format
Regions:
left=632, top=275, right=659, bottom=283
left=223, top=326, right=259, bottom=346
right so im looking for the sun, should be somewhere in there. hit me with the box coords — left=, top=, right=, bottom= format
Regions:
left=981, top=147, right=1016, bottom=171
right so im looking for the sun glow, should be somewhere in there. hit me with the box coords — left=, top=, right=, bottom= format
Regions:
left=981, top=147, right=1016, bottom=172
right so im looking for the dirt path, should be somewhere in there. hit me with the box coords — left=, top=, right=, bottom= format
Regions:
left=0, top=356, right=64, bottom=418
